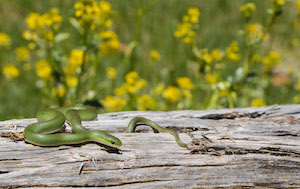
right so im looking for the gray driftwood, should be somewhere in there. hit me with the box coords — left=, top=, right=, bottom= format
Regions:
left=0, top=105, right=299, bottom=188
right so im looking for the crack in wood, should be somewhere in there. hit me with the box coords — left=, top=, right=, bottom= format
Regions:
left=275, top=131, right=299, bottom=137
left=223, top=147, right=300, bottom=157
left=197, top=111, right=267, bottom=120
left=0, top=171, right=9, bottom=174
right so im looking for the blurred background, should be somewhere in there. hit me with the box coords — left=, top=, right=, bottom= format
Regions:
left=0, top=0, right=300, bottom=120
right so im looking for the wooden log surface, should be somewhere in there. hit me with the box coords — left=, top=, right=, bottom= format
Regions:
left=0, top=105, right=299, bottom=188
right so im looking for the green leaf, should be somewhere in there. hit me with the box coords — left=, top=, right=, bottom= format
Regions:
left=233, top=67, right=244, bottom=84
left=54, top=33, right=70, bottom=43
left=69, top=17, right=84, bottom=35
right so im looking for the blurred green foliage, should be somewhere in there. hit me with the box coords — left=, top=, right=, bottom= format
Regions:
left=0, top=0, right=300, bottom=120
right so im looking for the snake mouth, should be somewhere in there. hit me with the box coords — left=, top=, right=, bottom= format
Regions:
left=100, top=140, right=122, bottom=148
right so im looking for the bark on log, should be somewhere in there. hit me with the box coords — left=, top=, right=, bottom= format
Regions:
left=0, top=105, right=299, bottom=188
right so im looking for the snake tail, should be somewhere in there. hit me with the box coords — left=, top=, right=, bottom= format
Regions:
left=126, top=117, right=187, bottom=148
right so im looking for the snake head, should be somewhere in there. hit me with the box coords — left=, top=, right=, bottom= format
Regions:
left=92, top=130, right=122, bottom=148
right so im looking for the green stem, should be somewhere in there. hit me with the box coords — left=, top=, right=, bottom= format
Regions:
left=75, top=29, right=89, bottom=102
left=90, top=52, right=102, bottom=92
left=46, top=40, right=66, bottom=106
left=128, top=93, right=135, bottom=110
left=266, top=7, right=279, bottom=34
left=0, top=48, right=4, bottom=79
left=207, top=90, right=219, bottom=109
left=228, top=92, right=235, bottom=108
left=126, top=7, right=144, bottom=72
left=243, top=45, right=251, bottom=80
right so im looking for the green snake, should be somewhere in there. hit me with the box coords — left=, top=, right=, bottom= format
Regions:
left=24, top=105, right=187, bottom=148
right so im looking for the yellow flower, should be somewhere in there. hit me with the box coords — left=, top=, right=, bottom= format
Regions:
left=153, top=83, right=165, bottom=95
left=273, top=0, right=286, bottom=6
left=104, top=19, right=112, bottom=27
left=176, top=77, right=194, bottom=90
left=205, top=73, right=217, bottom=84
left=251, top=98, right=266, bottom=107
left=125, top=79, right=147, bottom=94
left=0, top=33, right=10, bottom=47
left=26, top=9, right=61, bottom=31
left=293, top=21, right=300, bottom=30
left=25, top=9, right=62, bottom=42
left=74, top=2, right=84, bottom=17
left=22, top=30, right=32, bottom=40
left=296, top=0, right=300, bottom=14
left=44, top=30, right=54, bottom=41
left=246, top=24, right=264, bottom=41
left=66, top=76, right=78, bottom=87
left=107, top=67, right=117, bottom=80
left=64, top=64, right=77, bottom=76
left=125, top=71, right=139, bottom=84
left=114, top=85, right=127, bottom=96
left=203, top=53, right=212, bottom=63
left=183, top=15, right=189, bottom=22
left=69, top=49, right=87, bottom=67
left=182, top=36, right=191, bottom=44
left=55, top=84, right=66, bottom=98
left=100, top=30, right=117, bottom=39
left=101, top=96, right=126, bottom=112
left=26, top=13, right=41, bottom=30
left=49, top=8, right=62, bottom=23
left=262, top=51, right=281, bottom=71
left=252, top=54, right=261, bottom=63
left=28, top=42, right=36, bottom=50
left=15, top=47, right=30, bottom=61
left=198, top=49, right=212, bottom=63
left=74, top=0, right=112, bottom=30
left=99, top=31, right=120, bottom=55
left=64, top=49, right=87, bottom=77
left=36, top=60, right=52, bottom=80
left=163, top=86, right=182, bottom=103
left=150, top=50, right=161, bottom=62
left=240, top=2, right=256, bottom=18
left=174, top=8, right=199, bottom=45
left=174, top=23, right=188, bottom=38
left=211, top=49, right=224, bottom=61
left=99, top=39, right=120, bottom=55
left=122, top=71, right=147, bottom=94
left=3, top=64, right=19, bottom=79
left=293, top=95, right=300, bottom=103
left=174, top=23, right=193, bottom=38
left=226, top=41, right=241, bottom=62
left=187, top=8, right=200, bottom=23
left=136, top=79, right=147, bottom=89
left=99, top=1, right=111, bottom=13
left=182, top=90, right=192, bottom=99
left=137, top=94, right=156, bottom=110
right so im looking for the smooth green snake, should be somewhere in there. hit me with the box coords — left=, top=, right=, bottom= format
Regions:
left=24, top=105, right=187, bottom=148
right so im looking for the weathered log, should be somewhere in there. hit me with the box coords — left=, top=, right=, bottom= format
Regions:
left=0, top=105, right=299, bottom=188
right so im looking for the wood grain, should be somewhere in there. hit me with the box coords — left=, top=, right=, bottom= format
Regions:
left=0, top=105, right=299, bottom=188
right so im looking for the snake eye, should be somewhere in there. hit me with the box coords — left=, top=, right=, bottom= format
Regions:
left=111, top=141, right=115, bottom=144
